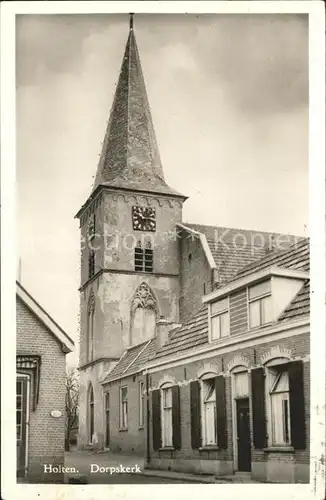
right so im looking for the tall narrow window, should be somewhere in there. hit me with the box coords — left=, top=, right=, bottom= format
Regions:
left=210, top=298, right=230, bottom=340
left=134, top=241, right=144, bottom=272
left=202, top=378, right=217, bottom=445
left=105, top=392, right=110, bottom=447
left=248, top=281, right=272, bottom=328
left=162, top=386, right=173, bottom=447
left=119, top=387, right=128, bottom=429
left=268, top=368, right=291, bottom=446
left=131, top=282, right=157, bottom=344
left=144, top=241, right=153, bottom=272
left=87, top=294, right=95, bottom=362
left=139, top=381, right=145, bottom=428
left=88, top=384, right=94, bottom=444
left=88, top=250, right=95, bottom=278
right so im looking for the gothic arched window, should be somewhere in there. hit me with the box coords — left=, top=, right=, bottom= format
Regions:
left=131, top=282, right=157, bottom=345
left=88, top=384, right=94, bottom=444
left=87, top=293, right=95, bottom=362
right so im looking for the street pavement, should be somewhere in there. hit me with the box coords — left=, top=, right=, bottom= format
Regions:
left=64, top=450, right=198, bottom=484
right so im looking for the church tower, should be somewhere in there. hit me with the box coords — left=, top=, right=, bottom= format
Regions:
left=76, top=15, right=187, bottom=448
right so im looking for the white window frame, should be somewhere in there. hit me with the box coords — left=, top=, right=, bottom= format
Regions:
left=16, top=373, right=30, bottom=477
left=265, top=358, right=291, bottom=448
left=200, top=374, right=218, bottom=447
left=139, top=381, right=145, bottom=428
left=247, top=280, right=272, bottom=329
left=119, top=386, right=128, bottom=430
left=161, top=384, right=173, bottom=447
left=209, top=297, right=230, bottom=341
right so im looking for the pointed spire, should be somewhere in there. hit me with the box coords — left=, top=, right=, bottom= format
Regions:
left=92, top=15, right=184, bottom=198
left=129, top=13, right=134, bottom=31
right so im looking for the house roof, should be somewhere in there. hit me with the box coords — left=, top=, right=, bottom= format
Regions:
left=102, top=339, right=155, bottom=383
left=232, top=237, right=309, bottom=281
left=278, top=280, right=310, bottom=323
left=91, top=21, right=185, bottom=200
left=152, top=240, right=310, bottom=362
left=16, top=281, right=75, bottom=354
left=182, top=223, right=301, bottom=284
left=154, top=307, right=208, bottom=360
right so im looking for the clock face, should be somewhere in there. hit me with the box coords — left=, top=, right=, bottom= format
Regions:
left=132, top=206, right=156, bottom=232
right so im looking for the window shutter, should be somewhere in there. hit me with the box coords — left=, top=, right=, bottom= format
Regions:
left=251, top=367, right=266, bottom=449
left=289, top=360, right=305, bottom=449
left=190, top=381, right=201, bottom=449
left=151, top=389, right=162, bottom=451
left=215, top=376, right=227, bottom=449
left=172, top=385, right=181, bottom=449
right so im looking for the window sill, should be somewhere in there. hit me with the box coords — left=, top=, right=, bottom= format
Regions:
left=159, top=447, right=175, bottom=451
left=263, top=446, right=294, bottom=453
left=199, top=445, right=219, bottom=451
left=118, top=428, right=128, bottom=432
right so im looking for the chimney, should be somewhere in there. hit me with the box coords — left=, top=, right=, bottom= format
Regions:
left=156, top=318, right=181, bottom=350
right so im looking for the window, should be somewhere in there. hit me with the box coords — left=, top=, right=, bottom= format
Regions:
left=139, top=381, right=145, bottom=428
left=16, top=379, right=24, bottom=441
left=268, top=367, right=291, bottom=446
left=210, top=298, right=230, bottom=340
left=87, top=295, right=95, bottom=362
left=144, top=241, right=153, bottom=272
left=134, top=241, right=144, bottom=272
left=88, top=250, right=95, bottom=278
left=119, top=387, right=128, bottom=429
left=88, top=384, right=94, bottom=444
left=233, top=370, right=249, bottom=398
left=162, top=387, right=173, bottom=447
left=105, top=392, right=110, bottom=447
left=202, top=378, right=217, bottom=445
left=131, top=282, right=157, bottom=344
left=248, top=280, right=271, bottom=328
left=134, top=241, right=153, bottom=272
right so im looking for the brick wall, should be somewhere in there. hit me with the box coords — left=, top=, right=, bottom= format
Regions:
left=148, top=332, right=310, bottom=481
left=179, top=234, right=212, bottom=323
left=103, top=374, right=147, bottom=455
left=16, top=297, right=66, bottom=483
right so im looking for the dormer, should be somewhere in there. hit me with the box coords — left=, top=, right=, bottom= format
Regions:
left=203, top=266, right=309, bottom=342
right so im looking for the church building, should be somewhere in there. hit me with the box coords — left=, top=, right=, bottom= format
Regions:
left=76, top=15, right=305, bottom=479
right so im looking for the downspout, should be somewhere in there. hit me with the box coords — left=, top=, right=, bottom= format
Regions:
left=145, top=371, right=150, bottom=468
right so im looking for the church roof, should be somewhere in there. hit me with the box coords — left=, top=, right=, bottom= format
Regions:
left=182, top=223, right=303, bottom=284
left=92, top=18, right=184, bottom=199
left=102, top=338, right=155, bottom=384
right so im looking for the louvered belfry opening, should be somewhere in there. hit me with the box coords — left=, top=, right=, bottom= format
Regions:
left=134, top=241, right=144, bottom=271
left=134, top=240, right=153, bottom=272
left=144, top=241, right=153, bottom=272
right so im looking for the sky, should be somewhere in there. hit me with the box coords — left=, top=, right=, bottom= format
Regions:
left=16, top=13, right=308, bottom=365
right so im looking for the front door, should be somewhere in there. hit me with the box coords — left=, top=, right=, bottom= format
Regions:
left=17, top=376, right=29, bottom=478
left=236, top=398, right=251, bottom=472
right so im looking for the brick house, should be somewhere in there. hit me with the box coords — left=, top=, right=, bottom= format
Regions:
left=16, top=281, right=74, bottom=482
left=145, top=238, right=310, bottom=483
left=76, top=16, right=301, bottom=455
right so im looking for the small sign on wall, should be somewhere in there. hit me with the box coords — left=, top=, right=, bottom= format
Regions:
left=50, top=410, right=62, bottom=418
